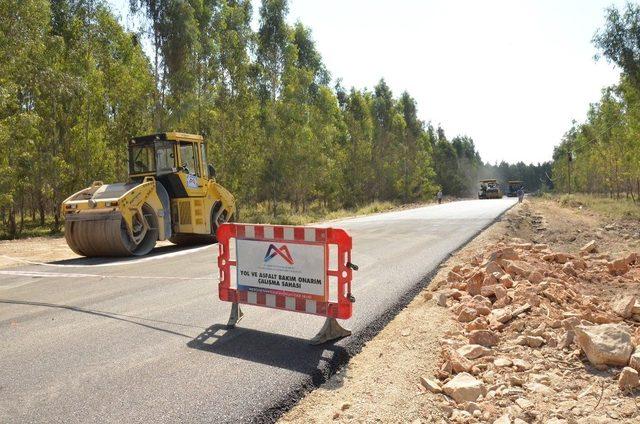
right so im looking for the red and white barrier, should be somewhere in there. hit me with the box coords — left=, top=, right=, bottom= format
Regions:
left=217, top=223, right=354, bottom=320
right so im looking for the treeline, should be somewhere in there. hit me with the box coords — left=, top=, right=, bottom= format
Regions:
left=481, top=162, right=552, bottom=194
left=0, top=0, right=540, bottom=239
left=553, top=3, right=640, bottom=201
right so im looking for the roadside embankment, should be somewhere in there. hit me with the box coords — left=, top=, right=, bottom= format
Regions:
left=280, top=198, right=640, bottom=423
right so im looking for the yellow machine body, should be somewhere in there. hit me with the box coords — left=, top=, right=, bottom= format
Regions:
left=62, top=132, right=236, bottom=257
left=478, top=179, right=503, bottom=199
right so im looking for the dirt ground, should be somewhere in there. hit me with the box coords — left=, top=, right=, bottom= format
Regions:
left=0, top=236, right=80, bottom=268
left=280, top=198, right=640, bottom=423
left=0, top=237, right=174, bottom=268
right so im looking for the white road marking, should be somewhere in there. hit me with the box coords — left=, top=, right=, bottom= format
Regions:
left=0, top=269, right=216, bottom=284
left=0, top=244, right=214, bottom=269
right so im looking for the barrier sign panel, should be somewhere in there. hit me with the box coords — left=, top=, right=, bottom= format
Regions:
left=236, top=239, right=326, bottom=300
left=217, top=223, right=354, bottom=319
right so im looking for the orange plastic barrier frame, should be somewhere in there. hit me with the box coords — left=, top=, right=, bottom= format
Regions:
left=217, top=223, right=354, bottom=320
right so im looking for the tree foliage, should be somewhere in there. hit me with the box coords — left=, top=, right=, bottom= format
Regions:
left=0, top=0, right=544, bottom=238
left=553, top=3, right=640, bottom=201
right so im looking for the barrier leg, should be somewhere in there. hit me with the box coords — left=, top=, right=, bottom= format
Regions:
left=309, top=318, right=351, bottom=345
left=227, top=302, right=243, bottom=328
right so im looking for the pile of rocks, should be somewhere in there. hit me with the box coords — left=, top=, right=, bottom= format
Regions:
left=422, top=240, right=640, bottom=423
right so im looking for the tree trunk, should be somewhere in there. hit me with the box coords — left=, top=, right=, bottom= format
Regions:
left=39, top=196, right=45, bottom=227
left=52, top=189, right=61, bottom=232
left=19, top=201, right=24, bottom=235
left=8, top=206, right=17, bottom=239
left=272, top=183, right=277, bottom=218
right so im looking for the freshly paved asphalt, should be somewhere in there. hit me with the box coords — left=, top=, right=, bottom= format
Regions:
left=0, top=198, right=516, bottom=423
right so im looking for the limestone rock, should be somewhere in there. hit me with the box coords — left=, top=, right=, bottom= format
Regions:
left=484, top=261, right=504, bottom=275
left=480, top=284, right=496, bottom=298
left=500, top=274, right=514, bottom=288
left=618, top=367, right=639, bottom=391
left=515, top=398, right=533, bottom=409
left=525, top=382, right=555, bottom=395
left=491, top=247, right=519, bottom=261
left=458, top=307, right=479, bottom=323
left=607, top=259, right=629, bottom=276
left=448, top=270, right=464, bottom=282
left=467, top=277, right=483, bottom=296
left=466, top=317, right=489, bottom=332
left=443, top=372, right=486, bottom=403
left=492, top=308, right=513, bottom=324
left=494, top=285, right=508, bottom=300
left=562, top=262, right=577, bottom=277
left=624, top=252, right=638, bottom=265
left=559, top=330, right=574, bottom=349
left=493, top=414, right=511, bottom=424
left=493, top=295, right=512, bottom=309
left=629, top=347, right=640, bottom=372
left=528, top=270, right=543, bottom=284
left=580, top=240, right=597, bottom=254
left=465, top=401, right=481, bottom=416
left=494, top=357, right=513, bottom=367
left=512, top=303, right=531, bottom=317
left=512, top=358, right=532, bottom=371
left=574, top=324, right=634, bottom=366
left=457, top=344, right=492, bottom=360
left=506, top=262, right=528, bottom=278
left=612, top=295, right=636, bottom=319
left=449, top=349, right=474, bottom=373
left=468, top=329, right=499, bottom=347
left=420, top=376, right=442, bottom=393
left=516, top=335, right=545, bottom=348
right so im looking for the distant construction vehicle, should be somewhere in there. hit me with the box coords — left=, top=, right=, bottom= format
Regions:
left=506, top=180, right=524, bottom=197
left=478, top=179, right=503, bottom=199
left=62, top=132, right=236, bottom=257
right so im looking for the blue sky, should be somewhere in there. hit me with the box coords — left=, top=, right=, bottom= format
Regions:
left=107, top=0, right=625, bottom=165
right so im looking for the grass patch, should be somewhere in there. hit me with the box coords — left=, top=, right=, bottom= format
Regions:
left=547, top=193, right=640, bottom=220
left=0, top=217, right=62, bottom=240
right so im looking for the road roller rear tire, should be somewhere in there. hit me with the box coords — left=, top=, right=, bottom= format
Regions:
left=64, top=203, right=159, bottom=257
left=169, top=205, right=229, bottom=247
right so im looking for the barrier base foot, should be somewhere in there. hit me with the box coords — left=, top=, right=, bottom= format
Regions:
left=309, top=318, right=351, bottom=345
left=227, top=303, right=243, bottom=328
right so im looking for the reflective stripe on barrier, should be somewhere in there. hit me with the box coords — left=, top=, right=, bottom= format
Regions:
left=217, top=223, right=353, bottom=320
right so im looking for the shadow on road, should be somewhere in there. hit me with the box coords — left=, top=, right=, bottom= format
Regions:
left=188, top=324, right=349, bottom=377
left=0, top=299, right=195, bottom=338
left=50, top=243, right=213, bottom=267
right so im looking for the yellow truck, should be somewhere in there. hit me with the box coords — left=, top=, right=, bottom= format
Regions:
left=62, top=132, right=235, bottom=257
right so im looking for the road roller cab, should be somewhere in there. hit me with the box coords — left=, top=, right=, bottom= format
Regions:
left=62, top=132, right=236, bottom=257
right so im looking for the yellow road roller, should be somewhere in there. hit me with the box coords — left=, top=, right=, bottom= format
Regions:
left=62, top=132, right=236, bottom=257
left=478, top=179, right=503, bottom=199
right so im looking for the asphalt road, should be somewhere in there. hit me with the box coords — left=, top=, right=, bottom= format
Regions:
left=0, top=198, right=516, bottom=423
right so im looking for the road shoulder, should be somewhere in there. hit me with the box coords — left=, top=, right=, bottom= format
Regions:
left=280, top=201, right=518, bottom=423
